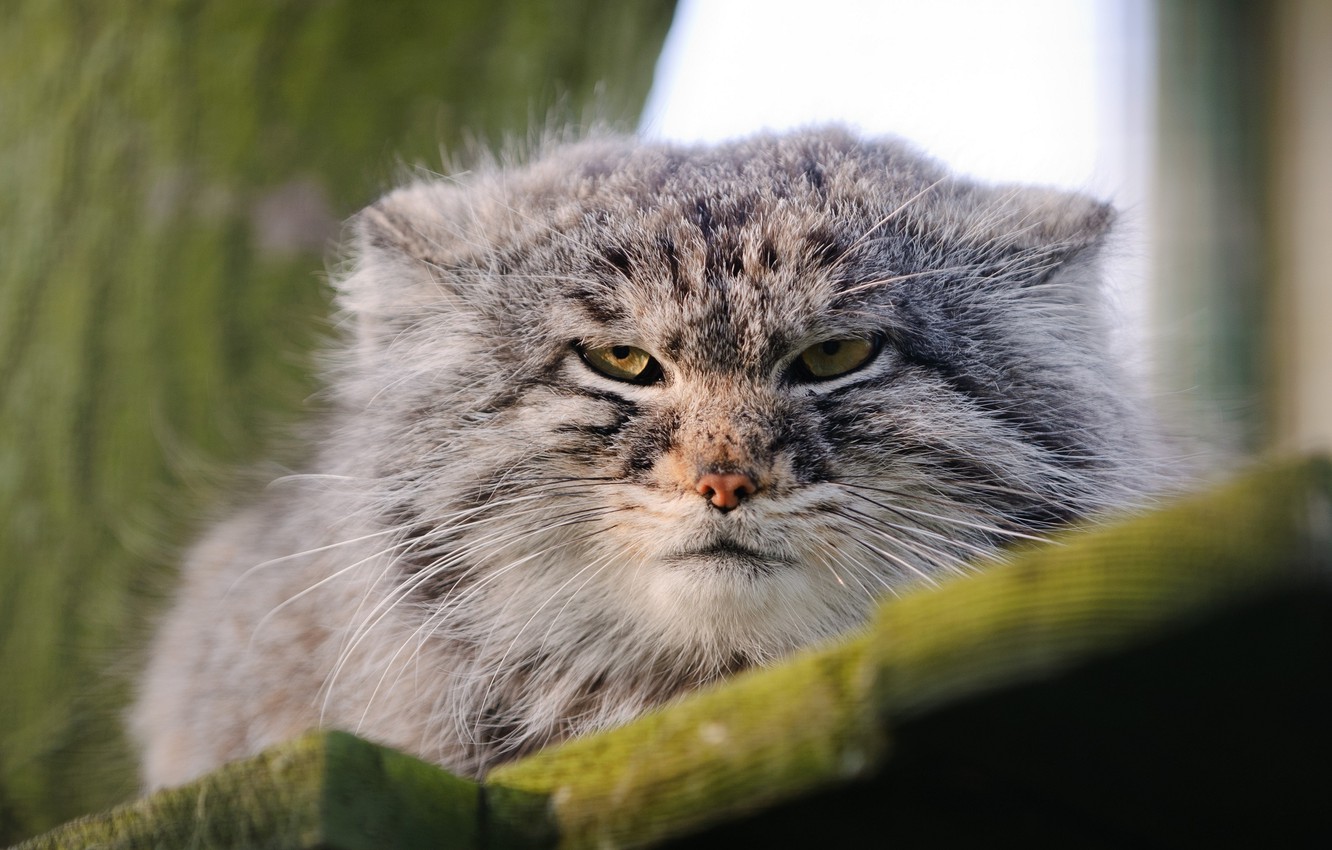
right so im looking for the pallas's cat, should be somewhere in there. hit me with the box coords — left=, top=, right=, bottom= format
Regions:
left=134, top=128, right=1166, bottom=787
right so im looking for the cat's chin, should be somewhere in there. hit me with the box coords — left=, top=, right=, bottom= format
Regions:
left=631, top=546, right=866, bottom=656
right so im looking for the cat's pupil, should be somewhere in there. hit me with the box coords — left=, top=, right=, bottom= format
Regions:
left=820, top=340, right=841, bottom=356
left=611, top=345, right=632, bottom=360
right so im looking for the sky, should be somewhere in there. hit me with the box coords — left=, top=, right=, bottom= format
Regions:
left=640, top=0, right=1153, bottom=202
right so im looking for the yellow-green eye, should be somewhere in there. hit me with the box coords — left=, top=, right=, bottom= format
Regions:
left=580, top=344, right=661, bottom=383
left=797, top=337, right=878, bottom=380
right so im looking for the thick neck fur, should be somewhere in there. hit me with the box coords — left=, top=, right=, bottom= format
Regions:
left=134, top=127, right=1173, bottom=785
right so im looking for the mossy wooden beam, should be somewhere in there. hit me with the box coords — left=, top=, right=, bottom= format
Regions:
left=14, top=731, right=486, bottom=850
left=15, top=458, right=1329, bottom=848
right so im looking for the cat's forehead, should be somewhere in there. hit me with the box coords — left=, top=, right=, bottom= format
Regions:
left=503, top=132, right=938, bottom=366
left=553, top=200, right=861, bottom=368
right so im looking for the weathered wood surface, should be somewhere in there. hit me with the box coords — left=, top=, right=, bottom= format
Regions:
left=0, top=3, right=676, bottom=842
left=17, top=459, right=1330, bottom=849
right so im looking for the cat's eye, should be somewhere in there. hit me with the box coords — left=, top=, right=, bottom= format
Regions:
left=579, top=344, right=662, bottom=384
left=795, top=336, right=879, bottom=380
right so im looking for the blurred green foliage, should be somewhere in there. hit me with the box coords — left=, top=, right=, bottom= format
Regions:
left=0, top=1, right=675, bottom=841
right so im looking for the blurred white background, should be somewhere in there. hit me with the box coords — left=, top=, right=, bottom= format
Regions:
left=642, top=0, right=1153, bottom=199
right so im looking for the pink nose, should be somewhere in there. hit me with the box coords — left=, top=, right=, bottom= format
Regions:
left=695, top=472, right=757, bottom=511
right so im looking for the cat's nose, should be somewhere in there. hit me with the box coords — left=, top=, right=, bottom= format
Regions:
left=695, top=472, right=757, bottom=512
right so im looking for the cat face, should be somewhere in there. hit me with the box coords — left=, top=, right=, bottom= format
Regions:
left=335, top=128, right=1149, bottom=669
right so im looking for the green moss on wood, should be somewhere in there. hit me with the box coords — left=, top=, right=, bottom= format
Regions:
left=865, top=458, right=1331, bottom=720
left=15, top=731, right=481, bottom=850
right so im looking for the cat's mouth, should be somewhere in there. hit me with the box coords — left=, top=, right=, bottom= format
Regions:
left=669, top=541, right=783, bottom=573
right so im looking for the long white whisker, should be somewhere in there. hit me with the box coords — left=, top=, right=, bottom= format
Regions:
left=329, top=510, right=624, bottom=724
left=846, top=536, right=943, bottom=587
left=473, top=547, right=622, bottom=730
left=228, top=525, right=402, bottom=596
left=837, top=176, right=949, bottom=262
left=829, top=482, right=1050, bottom=543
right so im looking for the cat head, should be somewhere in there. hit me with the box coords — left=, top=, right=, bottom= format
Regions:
left=330, top=127, right=1153, bottom=664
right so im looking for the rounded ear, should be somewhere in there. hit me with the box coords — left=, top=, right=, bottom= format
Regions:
left=919, top=181, right=1118, bottom=313
left=353, top=184, right=454, bottom=266
left=336, top=183, right=463, bottom=356
left=955, top=183, right=1116, bottom=256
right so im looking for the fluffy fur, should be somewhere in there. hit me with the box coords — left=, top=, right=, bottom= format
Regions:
left=134, top=127, right=1170, bottom=787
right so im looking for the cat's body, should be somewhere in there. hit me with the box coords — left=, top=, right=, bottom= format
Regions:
left=134, top=128, right=1170, bottom=788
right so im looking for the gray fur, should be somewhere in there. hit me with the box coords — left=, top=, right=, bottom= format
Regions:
left=133, top=127, right=1172, bottom=787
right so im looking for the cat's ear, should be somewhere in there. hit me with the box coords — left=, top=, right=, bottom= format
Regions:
left=962, top=184, right=1115, bottom=256
left=946, top=183, right=1117, bottom=307
left=353, top=184, right=453, bottom=268
left=337, top=183, right=460, bottom=351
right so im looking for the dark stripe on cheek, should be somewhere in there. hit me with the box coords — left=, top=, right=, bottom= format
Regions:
left=556, top=415, right=630, bottom=439
left=379, top=503, right=476, bottom=601
left=464, top=351, right=579, bottom=418
left=901, top=347, right=1100, bottom=468
left=554, top=388, right=639, bottom=439
left=622, top=411, right=679, bottom=475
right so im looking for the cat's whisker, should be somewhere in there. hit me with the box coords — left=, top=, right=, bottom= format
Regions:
left=824, top=560, right=846, bottom=587
left=226, top=525, right=403, bottom=595
left=403, top=504, right=629, bottom=582
left=845, top=536, right=944, bottom=587
left=405, top=505, right=628, bottom=616
left=329, top=516, right=620, bottom=724
left=327, top=538, right=583, bottom=724
left=472, top=548, right=622, bottom=732
left=865, top=498, right=1049, bottom=544
left=856, top=522, right=979, bottom=579
left=415, top=511, right=627, bottom=632
left=380, top=486, right=622, bottom=551
left=399, top=497, right=596, bottom=546
left=342, top=505, right=623, bottom=652
left=832, top=485, right=1041, bottom=542
left=272, top=503, right=560, bottom=638
left=534, top=547, right=621, bottom=655
left=834, top=502, right=999, bottom=563
left=837, top=474, right=1036, bottom=501
left=830, top=480, right=1055, bottom=543
left=835, top=176, right=949, bottom=265
left=835, top=264, right=976, bottom=297
left=812, top=544, right=880, bottom=599
left=266, top=472, right=374, bottom=488
left=830, top=547, right=899, bottom=598
left=248, top=528, right=431, bottom=649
